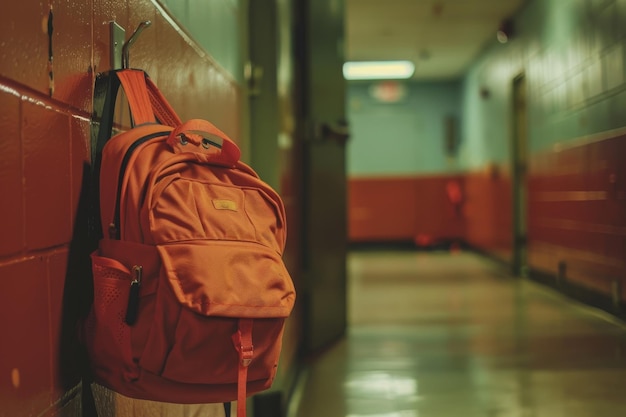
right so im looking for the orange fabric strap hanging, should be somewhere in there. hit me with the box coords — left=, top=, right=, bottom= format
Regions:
left=145, top=76, right=181, bottom=127
left=232, top=319, right=254, bottom=417
left=117, top=70, right=182, bottom=127
left=116, top=70, right=156, bottom=126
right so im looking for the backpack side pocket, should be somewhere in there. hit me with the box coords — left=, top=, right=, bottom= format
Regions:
left=85, top=253, right=136, bottom=381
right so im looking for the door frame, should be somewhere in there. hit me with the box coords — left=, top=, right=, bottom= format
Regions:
left=511, top=73, right=528, bottom=277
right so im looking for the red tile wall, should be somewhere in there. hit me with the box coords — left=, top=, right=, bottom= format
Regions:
left=464, top=166, right=513, bottom=261
left=349, top=132, right=626, bottom=309
left=0, top=93, right=23, bottom=256
left=348, top=175, right=466, bottom=245
left=527, top=133, right=626, bottom=301
left=0, top=1, right=241, bottom=415
left=446, top=133, right=626, bottom=304
left=0, top=257, right=51, bottom=417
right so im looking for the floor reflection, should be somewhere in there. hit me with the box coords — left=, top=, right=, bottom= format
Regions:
left=291, top=250, right=626, bottom=417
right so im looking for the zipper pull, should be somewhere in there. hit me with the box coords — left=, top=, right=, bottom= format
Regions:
left=108, top=223, right=118, bottom=239
left=125, top=265, right=142, bottom=325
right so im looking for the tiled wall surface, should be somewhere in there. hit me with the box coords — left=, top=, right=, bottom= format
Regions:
left=464, top=128, right=626, bottom=305
left=460, top=0, right=626, bottom=305
left=461, top=0, right=626, bottom=167
left=348, top=175, right=466, bottom=244
left=527, top=131, right=626, bottom=302
left=0, top=1, right=241, bottom=415
left=463, top=168, right=513, bottom=262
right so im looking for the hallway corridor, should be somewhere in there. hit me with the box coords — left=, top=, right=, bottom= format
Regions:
left=289, top=249, right=626, bottom=417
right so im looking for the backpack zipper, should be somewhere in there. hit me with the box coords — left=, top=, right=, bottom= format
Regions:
left=125, top=265, right=142, bottom=325
left=109, top=130, right=171, bottom=239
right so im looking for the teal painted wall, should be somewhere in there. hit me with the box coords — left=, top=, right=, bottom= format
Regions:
left=460, top=0, right=626, bottom=169
left=347, top=81, right=461, bottom=176
left=348, top=0, right=626, bottom=175
left=159, top=0, right=242, bottom=81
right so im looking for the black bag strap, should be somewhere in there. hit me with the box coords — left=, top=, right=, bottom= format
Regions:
left=88, top=71, right=122, bottom=242
left=92, top=72, right=121, bottom=161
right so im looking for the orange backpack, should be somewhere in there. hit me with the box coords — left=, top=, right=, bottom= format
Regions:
left=84, top=69, right=295, bottom=417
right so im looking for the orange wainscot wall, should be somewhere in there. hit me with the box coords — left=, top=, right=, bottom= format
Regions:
left=348, top=174, right=466, bottom=246
left=464, top=164, right=514, bottom=261
left=527, top=132, right=626, bottom=301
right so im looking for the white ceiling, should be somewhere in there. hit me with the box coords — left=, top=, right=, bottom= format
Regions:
left=345, top=0, right=528, bottom=80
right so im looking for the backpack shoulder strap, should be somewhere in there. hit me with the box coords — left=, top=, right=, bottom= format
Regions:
left=117, top=69, right=182, bottom=128
left=116, top=70, right=156, bottom=126
left=93, top=69, right=181, bottom=156
left=144, top=75, right=181, bottom=127
left=89, top=69, right=181, bottom=242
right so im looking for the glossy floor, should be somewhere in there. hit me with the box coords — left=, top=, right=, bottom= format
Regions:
left=289, top=249, right=626, bottom=417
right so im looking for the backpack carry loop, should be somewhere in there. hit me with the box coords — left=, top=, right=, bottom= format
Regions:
left=166, top=118, right=241, bottom=165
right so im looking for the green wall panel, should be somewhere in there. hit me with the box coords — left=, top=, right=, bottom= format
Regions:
left=159, top=0, right=242, bottom=81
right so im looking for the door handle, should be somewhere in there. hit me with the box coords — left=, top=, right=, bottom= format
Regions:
left=310, top=121, right=350, bottom=144
left=321, top=122, right=350, bottom=143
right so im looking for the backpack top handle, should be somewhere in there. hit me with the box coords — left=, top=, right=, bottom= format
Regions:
left=166, top=119, right=241, bottom=166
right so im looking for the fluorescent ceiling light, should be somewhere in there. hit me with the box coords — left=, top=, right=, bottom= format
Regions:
left=343, top=60, right=415, bottom=80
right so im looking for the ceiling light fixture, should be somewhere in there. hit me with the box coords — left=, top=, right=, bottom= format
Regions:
left=343, top=60, right=415, bottom=80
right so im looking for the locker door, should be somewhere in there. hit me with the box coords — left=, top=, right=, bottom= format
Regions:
left=296, top=0, right=349, bottom=353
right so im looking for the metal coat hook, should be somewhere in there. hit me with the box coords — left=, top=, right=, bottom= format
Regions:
left=122, top=20, right=152, bottom=69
